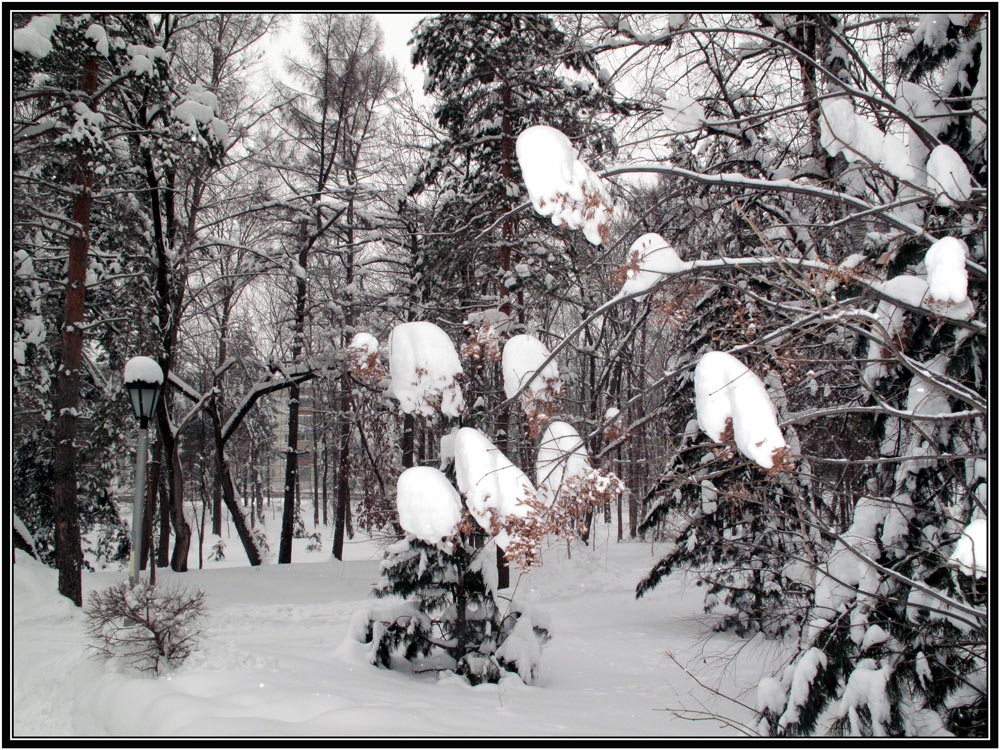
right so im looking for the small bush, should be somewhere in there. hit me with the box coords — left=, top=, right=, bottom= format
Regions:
left=85, top=581, right=206, bottom=674
left=210, top=537, right=226, bottom=561
left=305, top=531, right=323, bottom=552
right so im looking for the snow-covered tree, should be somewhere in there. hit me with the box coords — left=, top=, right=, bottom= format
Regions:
left=551, top=12, right=987, bottom=736
left=357, top=446, right=549, bottom=684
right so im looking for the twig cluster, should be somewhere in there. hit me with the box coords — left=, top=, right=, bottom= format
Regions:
left=85, top=581, right=206, bottom=674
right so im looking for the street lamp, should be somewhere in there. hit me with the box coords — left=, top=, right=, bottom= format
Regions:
left=123, top=356, right=163, bottom=587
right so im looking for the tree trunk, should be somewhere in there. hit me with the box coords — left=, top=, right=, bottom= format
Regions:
left=50, top=54, right=101, bottom=606
left=212, top=466, right=222, bottom=536
left=141, top=456, right=160, bottom=570
left=312, top=404, right=320, bottom=527
left=322, top=435, right=329, bottom=526
left=279, top=381, right=301, bottom=564
left=332, top=379, right=352, bottom=560
left=279, top=221, right=310, bottom=563
left=157, top=469, right=170, bottom=567
left=167, top=440, right=191, bottom=571
left=208, top=396, right=263, bottom=566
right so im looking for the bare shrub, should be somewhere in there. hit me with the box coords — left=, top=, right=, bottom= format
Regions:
left=85, top=581, right=207, bottom=674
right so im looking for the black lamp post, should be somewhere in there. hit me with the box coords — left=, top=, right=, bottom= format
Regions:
left=123, top=357, right=163, bottom=586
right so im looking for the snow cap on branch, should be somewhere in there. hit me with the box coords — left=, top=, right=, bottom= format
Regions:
left=516, top=125, right=614, bottom=246
left=926, top=145, right=974, bottom=206
left=949, top=518, right=987, bottom=578
left=616, top=232, right=692, bottom=299
left=453, top=427, right=535, bottom=549
left=535, top=420, right=591, bottom=503
left=174, top=83, right=229, bottom=148
left=502, top=334, right=561, bottom=401
left=387, top=321, right=465, bottom=418
left=395, top=466, right=463, bottom=546
left=924, top=236, right=969, bottom=304
left=694, top=351, right=787, bottom=470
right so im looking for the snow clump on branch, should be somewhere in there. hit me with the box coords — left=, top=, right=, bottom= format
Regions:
left=395, top=466, right=463, bottom=547
left=516, top=125, right=614, bottom=246
left=924, top=236, right=969, bottom=304
left=926, top=144, right=974, bottom=206
left=694, top=351, right=789, bottom=471
left=615, top=232, right=693, bottom=299
left=453, top=427, right=535, bottom=550
left=13, top=15, right=60, bottom=58
left=949, top=518, right=987, bottom=579
left=387, top=321, right=465, bottom=418
left=173, top=83, right=230, bottom=149
left=502, top=334, right=562, bottom=434
left=535, top=420, right=590, bottom=503
left=819, top=97, right=913, bottom=182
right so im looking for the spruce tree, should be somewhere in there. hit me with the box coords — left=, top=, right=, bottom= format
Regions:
left=356, top=467, right=550, bottom=685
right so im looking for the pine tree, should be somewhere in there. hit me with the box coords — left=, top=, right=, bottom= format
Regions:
left=408, top=13, right=620, bottom=323
left=357, top=523, right=550, bottom=685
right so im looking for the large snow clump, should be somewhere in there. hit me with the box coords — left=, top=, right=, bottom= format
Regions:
left=395, top=466, right=463, bottom=546
left=453, top=427, right=535, bottom=549
left=516, top=125, right=614, bottom=246
left=387, top=321, right=465, bottom=418
left=694, top=351, right=787, bottom=470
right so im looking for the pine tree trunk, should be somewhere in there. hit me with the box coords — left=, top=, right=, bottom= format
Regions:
left=51, top=54, right=101, bottom=606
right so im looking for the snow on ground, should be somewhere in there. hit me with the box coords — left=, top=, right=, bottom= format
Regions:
left=12, top=505, right=786, bottom=739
